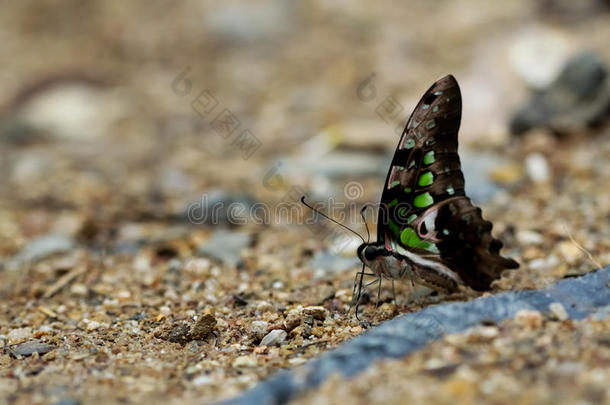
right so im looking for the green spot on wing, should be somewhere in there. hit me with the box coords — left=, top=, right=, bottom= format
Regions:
left=425, top=120, right=436, bottom=129
left=414, top=192, right=433, bottom=208
left=419, top=242, right=440, bottom=253
left=434, top=91, right=443, bottom=96
left=442, top=229, right=450, bottom=235
left=388, top=198, right=398, bottom=208
left=407, top=214, right=417, bottom=224
left=400, top=228, right=420, bottom=247
left=390, top=180, right=400, bottom=188
left=432, top=105, right=439, bottom=113
left=400, top=228, right=439, bottom=253
left=446, top=185, right=455, bottom=195
left=404, top=187, right=412, bottom=193
left=418, top=172, right=434, bottom=187
left=422, top=104, right=430, bottom=109
left=404, top=138, right=415, bottom=149
left=423, top=151, right=435, bottom=165
left=388, top=218, right=400, bottom=235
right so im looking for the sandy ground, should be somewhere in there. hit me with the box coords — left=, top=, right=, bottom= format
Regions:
left=1, top=1, right=610, bottom=404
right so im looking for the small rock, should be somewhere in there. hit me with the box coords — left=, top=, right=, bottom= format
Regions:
left=508, top=26, right=570, bottom=89
left=317, top=285, right=336, bottom=305
left=467, top=326, right=499, bottom=342
left=302, top=306, right=328, bottom=320
left=7, top=328, right=32, bottom=345
left=528, top=255, right=560, bottom=271
left=510, top=51, right=610, bottom=135
left=549, top=302, right=569, bottom=321
left=524, top=153, right=550, bottom=182
left=283, top=310, right=301, bottom=331
left=556, top=241, right=583, bottom=264
left=232, top=355, right=258, bottom=368
left=12, top=340, right=55, bottom=357
left=515, top=309, right=543, bottom=328
left=288, top=357, right=307, bottom=366
left=7, top=234, right=74, bottom=270
left=260, top=329, right=287, bottom=346
left=168, top=323, right=191, bottom=344
left=256, top=301, right=275, bottom=313
left=516, top=230, right=544, bottom=245
left=70, top=283, right=88, bottom=296
left=377, top=303, right=397, bottom=319
left=85, top=320, right=102, bottom=331
left=248, top=321, right=269, bottom=339
left=190, top=314, right=217, bottom=340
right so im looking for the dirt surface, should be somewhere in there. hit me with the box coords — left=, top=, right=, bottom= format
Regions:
left=1, top=1, right=609, bottom=404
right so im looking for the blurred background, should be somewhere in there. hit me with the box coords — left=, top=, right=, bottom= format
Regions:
left=1, top=1, right=610, bottom=403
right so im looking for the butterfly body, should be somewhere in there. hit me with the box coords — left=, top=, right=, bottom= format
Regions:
left=355, top=75, right=518, bottom=304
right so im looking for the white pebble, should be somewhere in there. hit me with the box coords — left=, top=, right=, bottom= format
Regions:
left=549, top=302, right=569, bottom=321
left=260, top=329, right=287, bottom=346
left=8, top=328, right=32, bottom=344
left=248, top=321, right=269, bottom=339
left=516, top=230, right=544, bottom=245
left=525, top=153, right=550, bottom=182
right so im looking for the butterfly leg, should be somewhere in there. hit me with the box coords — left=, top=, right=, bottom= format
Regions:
left=392, top=280, right=397, bottom=305
left=376, top=276, right=382, bottom=307
left=350, top=264, right=367, bottom=320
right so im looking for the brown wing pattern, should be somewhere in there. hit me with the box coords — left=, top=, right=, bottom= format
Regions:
left=376, top=74, right=519, bottom=290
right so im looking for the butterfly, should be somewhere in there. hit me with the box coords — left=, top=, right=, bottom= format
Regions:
left=353, top=75, right=519, bottom=315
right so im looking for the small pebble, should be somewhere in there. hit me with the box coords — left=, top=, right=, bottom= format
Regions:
left=556, top=241, right=583, bottom=264
left=549, top=302, right=569, bottom=321
left=70, top=283, right=88, bottom=296
left=467, top=325, right=499, bottom=342
left=8, top=328, right=32, bottom=345
left=190, top=314, right=217, bottom=340
left=525, top=153, right=550, bottom=182
left=283, top=310, right=301, bottom=331
left=256, top=301, right=274, bottom=313
left=303, top=306, right=328, bottom=320
left=516, top=230, right=544, bottom=245
left=248, top=321, right=269, bottom=339
left=260, top=329, right=287, bottom=346
left=85, top=320, right=102, bottom=331
left=12, top=340, right=56, bottom=357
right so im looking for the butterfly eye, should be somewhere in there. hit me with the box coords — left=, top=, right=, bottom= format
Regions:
left=364, top=246, right=377, bottom=261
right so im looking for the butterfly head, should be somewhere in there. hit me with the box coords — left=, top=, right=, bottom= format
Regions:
left=357, top=242, right=388, bottom=266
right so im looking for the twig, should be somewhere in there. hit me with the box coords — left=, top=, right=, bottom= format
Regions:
left=43, top=265, right=86, bottom=299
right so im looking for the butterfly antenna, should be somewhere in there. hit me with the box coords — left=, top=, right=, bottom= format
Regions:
left=301, top=196, right=366, bottom=244
left=360, top=205, right=371, bottom=243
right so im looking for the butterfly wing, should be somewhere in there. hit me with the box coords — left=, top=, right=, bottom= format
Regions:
left=376, top=75, right=518, bottom=290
